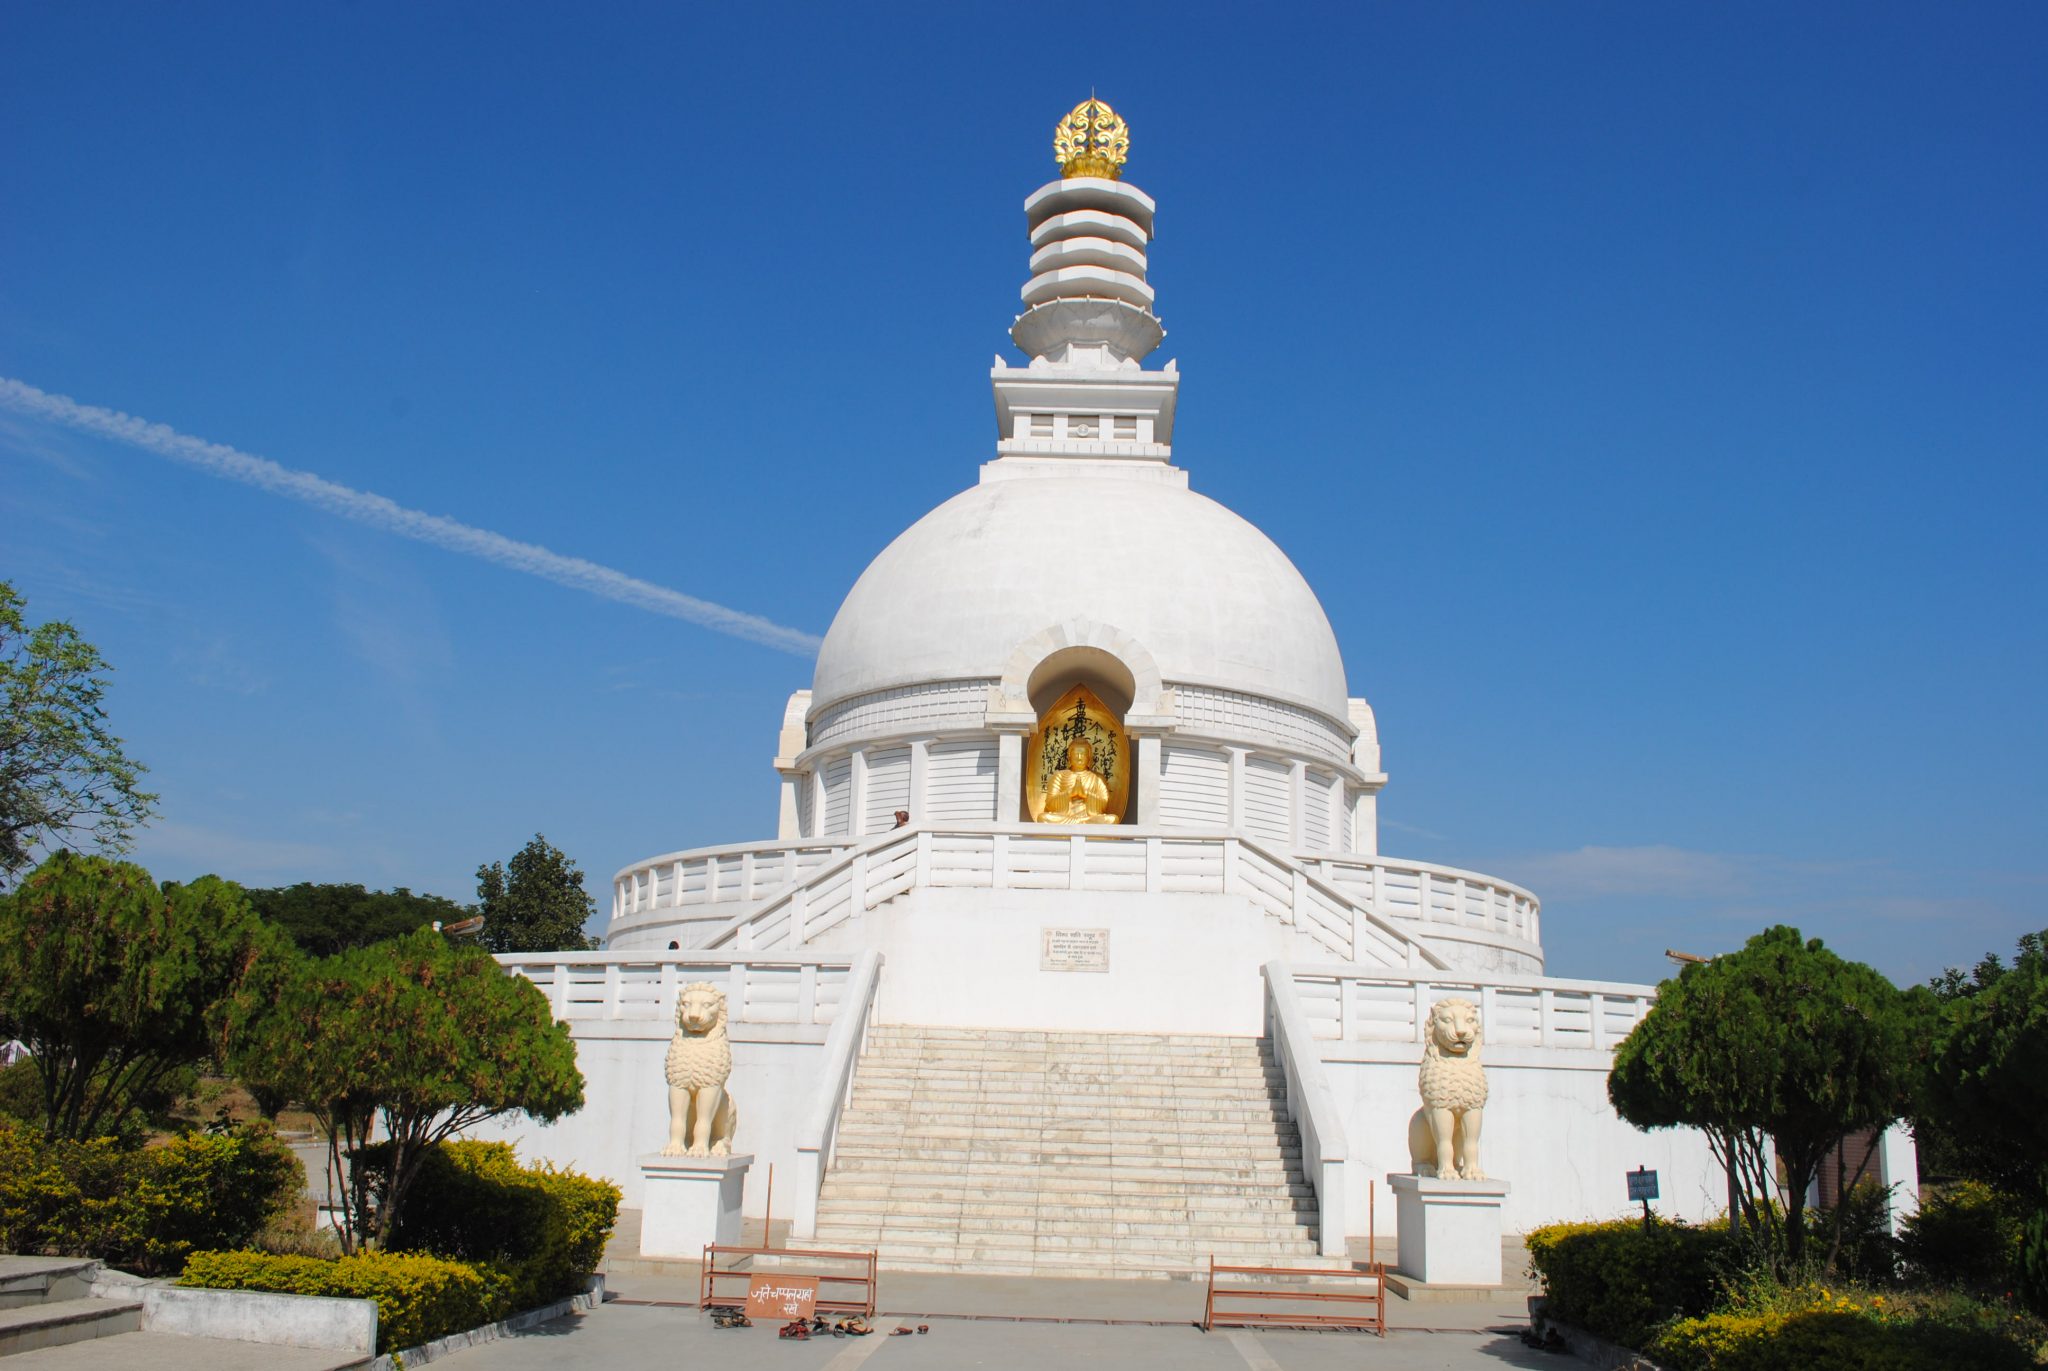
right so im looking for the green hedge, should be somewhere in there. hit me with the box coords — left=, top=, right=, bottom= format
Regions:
left=363, top=1140, right=619, bottom=1310
left=1899, top=1180, right=2021, bottom=1289
left=1525, top=1217, right=1732, bottom=1349
left=0, top=1120, right=303, bottom=1274
left=180, top=1249, right=512, bottom=1353
left=1651, top=1307, right=2036, bottom=1370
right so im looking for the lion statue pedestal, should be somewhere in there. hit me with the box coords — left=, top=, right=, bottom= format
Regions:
left=639, top=982, right=751, bottom=1257
left=1387, top=996, right=1511, bottom=1288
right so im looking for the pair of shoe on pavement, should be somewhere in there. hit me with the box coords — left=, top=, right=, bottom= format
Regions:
left=777, top=1315, right=877, bottom=1339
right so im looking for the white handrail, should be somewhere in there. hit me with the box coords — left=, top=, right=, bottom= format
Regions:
left=610, top=827, right=1542, bottom=953
left=1284, top=963, right=1657, bottom=1051
left=1263, top=960, right=1349, bottom=1258
left=694, top=825, right=1449, bottom=970
left=790, top=949, right=883, bottom=1240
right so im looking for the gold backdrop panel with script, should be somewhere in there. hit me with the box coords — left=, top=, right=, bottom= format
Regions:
left=1027, top=684, right=1130, bottom=825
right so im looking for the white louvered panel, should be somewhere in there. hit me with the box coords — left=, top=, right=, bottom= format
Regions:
left=861, top=746, right=910, bottom=833
left=1242, top=755, right=1292, bottom=845
left=1157, top=743, right=1228, bottom=827
left=820, top=755, right=853, bottom=835
left=796, top=776, right=815, bottom=838
left=925, top=740, right=997, bottom=822
left=1301, top=769, right=1335, bottom=851
left=1337, top=789, right=1354, bottom=852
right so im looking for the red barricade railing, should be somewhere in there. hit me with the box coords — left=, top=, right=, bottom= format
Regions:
left=1202, top=1256, right=1387, bottom=1336
left=699, top=1243, right=878, bottom=1318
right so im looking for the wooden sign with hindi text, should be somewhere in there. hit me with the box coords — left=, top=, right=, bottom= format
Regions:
left=744, top=1275, right=818, bottom=1321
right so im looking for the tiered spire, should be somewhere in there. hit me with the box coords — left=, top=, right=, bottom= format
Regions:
left=989, top=100, right=1179, bottom=475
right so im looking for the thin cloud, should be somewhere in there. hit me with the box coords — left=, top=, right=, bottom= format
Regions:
left=0, top=377, right=823, bottom=657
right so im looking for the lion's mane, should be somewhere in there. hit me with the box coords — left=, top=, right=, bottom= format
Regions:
left=664, top=982, right=733, bottom=1092
left=1417, top=997, right=1488, bottom=1112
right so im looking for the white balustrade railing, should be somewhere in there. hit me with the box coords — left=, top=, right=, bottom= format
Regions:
left=1262, top=960, right=1349, bottom=1257
left=791, top=949, right=883, bottom=1240
left=612, top=834, right=1541, bottom=955
left=496, top=951, right=856, bottom=1027
left=1286, top=965, right=1655, bottom=1053
left=700, top=825, right=1447, bottom=971
left=1298, top=854, right=1541, bottom=948
left=612, top=841, right=859, bottom=925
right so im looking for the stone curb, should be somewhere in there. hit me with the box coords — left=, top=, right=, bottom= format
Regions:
left=368, top=1275, right=605, bottom=1370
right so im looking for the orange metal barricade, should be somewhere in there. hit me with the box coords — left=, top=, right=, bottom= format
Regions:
left=699, top=1243, right=878, bottom=1318
left=1201, top=1255, right=1388, bottom=1335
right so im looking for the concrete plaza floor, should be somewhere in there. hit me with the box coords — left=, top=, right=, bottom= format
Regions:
left=431, top=1268, right=1563, bottom=1371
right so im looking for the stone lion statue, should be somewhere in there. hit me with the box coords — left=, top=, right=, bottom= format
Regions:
left=660, top=982, right=738, bottom=1157
left=1407, top=996, right=1488, bottom=1181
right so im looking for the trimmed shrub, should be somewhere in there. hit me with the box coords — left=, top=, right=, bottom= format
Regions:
left=1525, top=1217, right=1732, bottom=1348
left=362, top=1140, right=619, bottom=1310
left=1899, top=1180, right=2021, bottom=1289
left=125, top=1125, right=306, bottom=1272
left=180, top=1249, right=512, bottom=1353
left=0, top=1119, right=303, bottom=1274
left=1652, top=1306, right=2036, bottom=1370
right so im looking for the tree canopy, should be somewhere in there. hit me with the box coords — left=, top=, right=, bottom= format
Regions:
left=1608, top=925, right=1928, bottom=1266
left=230, top=927, right=584, bottom=1252
left=243, top=881, right=471, bottom=958
left=1924, top=928, right=2048, bottom=1312
left=475, top=834, right=596, bottom=953
left=0, top=852, right=291, bottom=1139
left=0, top=582, right=155, bottom=885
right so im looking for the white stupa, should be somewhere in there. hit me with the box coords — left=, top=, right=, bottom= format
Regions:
left=485, top=102, right=1916, bottom=1277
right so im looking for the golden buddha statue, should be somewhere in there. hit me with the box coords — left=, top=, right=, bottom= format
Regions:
left=1040, top=738, right=1118, bottom=825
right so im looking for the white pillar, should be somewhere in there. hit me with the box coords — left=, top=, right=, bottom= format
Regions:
left=1352, top=789, right=1378, bottom=857
left=849, top=749, right=869, bottom=835
left=1135, top=734, right=1162, bottom=825
left=908, top=738, right=930, bottom=824
left=1289, top=759, right=1307, bottom=850
left=996, top=731, right=1025, bottom=822
left=1226, top=748, right=1248, bottom=830
left=776, top=771, right=801, bottom=841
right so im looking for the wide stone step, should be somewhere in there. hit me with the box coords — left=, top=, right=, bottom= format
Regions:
left=827, top=1141, right=1303, bottom=1165
left=813, top=1232, right=1323, bottom=1263
left=814, top=1221, right=1322, bottom=1250
left=816, top=1211, right=1320, bottom=1244
left=0, top=1259, right=97, bottom=1311
left=0, top=1296, right=143, bottom=1357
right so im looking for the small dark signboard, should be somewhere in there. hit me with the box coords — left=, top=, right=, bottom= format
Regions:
left=744, top=1275, right=818, bottom=1322
left=1627, top=1167, right=1660, bottom=1202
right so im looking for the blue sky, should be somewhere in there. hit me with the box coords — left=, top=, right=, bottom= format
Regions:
left=3, top=3, right=2042, bottom=987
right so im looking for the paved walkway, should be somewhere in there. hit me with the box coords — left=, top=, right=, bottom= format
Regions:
left=430, top=1269, right=1557, bottom=1371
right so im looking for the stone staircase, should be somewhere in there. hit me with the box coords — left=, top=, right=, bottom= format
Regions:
left=0, top=1257, right=139, bottom=1357
left=811, top=1025, right=1326, bottom=1279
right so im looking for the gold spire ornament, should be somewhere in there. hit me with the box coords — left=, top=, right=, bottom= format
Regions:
left=1054, top=98, right=1130, bottom=180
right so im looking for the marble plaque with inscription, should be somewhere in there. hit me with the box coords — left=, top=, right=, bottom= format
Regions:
left=1041, top=926, right=1110, bottom=973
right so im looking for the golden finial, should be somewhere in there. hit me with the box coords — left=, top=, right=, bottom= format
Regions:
left=1054, top=98, right=1130, bottom=180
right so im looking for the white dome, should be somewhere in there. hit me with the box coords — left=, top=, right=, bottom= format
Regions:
left=813, top=476, right=1349, bottom=720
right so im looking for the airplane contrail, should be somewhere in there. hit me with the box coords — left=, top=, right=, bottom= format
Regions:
left=0, top=377, right=823, bottom=656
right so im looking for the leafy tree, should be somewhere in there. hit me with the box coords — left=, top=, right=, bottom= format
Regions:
left=475, top=834, right=596, bottom=953
left=0, top=852, right=291, bottom=1140
left=1915, top=930, right=2045, bottom=1183
left=0, top=582, right=156, bottom=885
left=244, top=882, right=471, bottom=958
left=1924, top=929, right=2048, bottom=1313
left=229, top=928, right=584, bottom=1253
left=1608, top=925, right=1927, bottom=1268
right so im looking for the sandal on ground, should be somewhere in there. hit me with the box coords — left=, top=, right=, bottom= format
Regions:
left=778, top=1320, right=810, bottom=1340
left=918, top=1324, right=929, bottom=1334
left=839, top=1317, right=872, bottom=1336
left=890, top=1325, right=914, bottom=1336
left=710, top=1309, right=751, bottom=1329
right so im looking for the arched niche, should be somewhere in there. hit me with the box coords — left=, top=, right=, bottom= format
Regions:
left=996, top=619, right=1164, bottom=718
